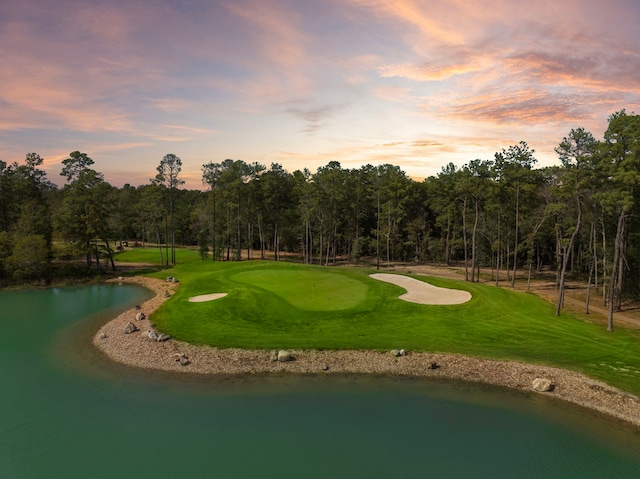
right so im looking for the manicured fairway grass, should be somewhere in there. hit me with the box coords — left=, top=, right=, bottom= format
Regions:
left=143, top=259, right=640, bottom=396
left=115, top=247, right=202, bottom=266
left=230, top=269, right=368, bottom=311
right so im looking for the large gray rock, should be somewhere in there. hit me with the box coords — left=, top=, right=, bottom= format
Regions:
left=123, top=322, right=139, bottom=334
left=277, top=350, right=293, bottom=362
left=156, top=333, right=171, bottom=342
left=532, top=378, right=553, bottom=392
left=174, top=353, right=190, bottom=366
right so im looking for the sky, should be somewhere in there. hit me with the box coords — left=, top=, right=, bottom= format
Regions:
left=2, top=0, right=640, bottom=189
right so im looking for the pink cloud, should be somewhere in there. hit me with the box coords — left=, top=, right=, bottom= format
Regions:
left=226, top=1, right=312, bottom=90
left=378, top=61, right=484, bottom=82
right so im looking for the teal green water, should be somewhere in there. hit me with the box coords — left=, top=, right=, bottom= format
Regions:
left=2, top=285, right=640, bottom=478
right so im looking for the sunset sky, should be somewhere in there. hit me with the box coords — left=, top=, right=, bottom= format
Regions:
left=2, top=0, right=639, bottom=189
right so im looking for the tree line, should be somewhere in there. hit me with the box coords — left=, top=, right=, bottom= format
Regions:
left=1, top=110, right=639, bottom=329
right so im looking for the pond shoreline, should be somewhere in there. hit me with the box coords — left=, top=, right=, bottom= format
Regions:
left=93, top=276, right=640, bottom=429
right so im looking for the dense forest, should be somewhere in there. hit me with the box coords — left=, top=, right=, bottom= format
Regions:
left=1, top=110, right=639, bottom=328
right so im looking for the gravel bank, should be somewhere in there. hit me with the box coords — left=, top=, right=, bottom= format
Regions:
left=93, top=276, right=640, bottom=428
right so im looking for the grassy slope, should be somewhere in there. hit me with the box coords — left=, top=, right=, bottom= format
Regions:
left=117, top=251, right=640, bottom=395
left=114, top=247, right=202, bottom=265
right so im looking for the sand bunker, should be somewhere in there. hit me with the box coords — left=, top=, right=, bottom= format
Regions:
left=188, top=293, right=228, bottom=303
left=370, top=273, right=471, bottom=305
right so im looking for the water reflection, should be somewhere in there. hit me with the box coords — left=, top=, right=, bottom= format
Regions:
left=2, top=284, right=640, bottom=478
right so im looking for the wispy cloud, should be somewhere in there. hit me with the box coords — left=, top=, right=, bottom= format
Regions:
left=442, top=90, right=595, bottom=124
left=2, top=0, right=640, bottom=187
left=378, top=61, right=484, bottom=82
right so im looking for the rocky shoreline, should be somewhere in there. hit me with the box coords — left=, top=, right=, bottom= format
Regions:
left=93, top=276, right=640, bottom=428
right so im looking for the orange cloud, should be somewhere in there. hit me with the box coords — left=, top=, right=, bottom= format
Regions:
left=378, top=61, right=483, bottom=81
left=226, top=0, right=311, bottom=91
left=440, top=90, right=591, bottom=124
left=505, top=50, right=640, bottom=92
left=351, top=0, right=466, bottom=44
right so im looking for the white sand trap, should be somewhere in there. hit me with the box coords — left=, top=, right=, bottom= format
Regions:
left=188, top=293, right=228, bottom=303
left=370, top=273, right=471, bottom=305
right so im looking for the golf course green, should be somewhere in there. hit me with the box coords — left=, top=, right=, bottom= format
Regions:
left=230, top=269, right=368, bottom=311
left=116, top=250, right=640, bottom=396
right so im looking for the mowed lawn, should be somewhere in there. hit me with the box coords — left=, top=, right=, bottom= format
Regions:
left=121, top=255, right=640, bottom=396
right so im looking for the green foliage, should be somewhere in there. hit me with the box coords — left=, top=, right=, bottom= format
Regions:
left=198, top=232, right=209, bottom=260
left=5, top=234, right=50, bottom=281
left=4, top=109, right=640, bottom=295
left=0, top=231, right=13, bottom=279
left=60, top=151, right=95, bottom=182
left=14, top=199, right=53, bottom=245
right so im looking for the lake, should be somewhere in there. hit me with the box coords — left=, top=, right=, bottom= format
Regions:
left=1, top=284, right=640, bottom=478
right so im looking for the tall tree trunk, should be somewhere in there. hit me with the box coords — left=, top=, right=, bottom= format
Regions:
left=354, top=205, right=360, bottom=265
left=169, top=187, right=175, bottom=265
left=156, top=227, right=163, bottom=264
left=255, top=215, right=263, bottom=260
left=586, top=257, right=594, bottom=315
left=607, top=210, right=626, bottom=332
left=211, top=189, right=217, bottom=261
left=555, top=227, right=562, bottom=289
left=225, top=203, right=231, bottom=261
left=247, top=221, right=251, bottom=260
left=325, top=226, right=331, bottom=266
left=616, top=237, right=625, bottom=312
left=511, top=185, right=519, bottom=287
left=318, top=217, right=324, bottom=268
left=376, top=191, right=380, bottom=270
left=601, top=217, right=607, bottom=307
left=85, top=244, right=92, bottom=272
left=105, top=239, right=116, bottom=271
left=274, top=216, right=280, bottom=261
left=462, top=196, right=469, bottom=281
left=556, top=200, right=581, bottom=316
left=505, top=232, right=510, bottom=282
left=445, top=215, right=451, bottom=266
left=585, top=220, right=596, bottom=314
left=236, top=197, right=241, bottom=261
left=304, top=218, right=311, bottom=264
left=333, top=224, right=338, bottom=266
left=94, top=239, right=101, bottom=272
left=526, top=214, right=549, bottom=291
left=593, top=217, right=598, bottom=294
left=171, top=229, right=175, bottom=264
left=386, top=203, right=391, bottom=269
left=471, top=196, right=479, bottom=282
left=164, top=218, right=169, bottom=266
left=495, top=211, right=501, bottom=287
